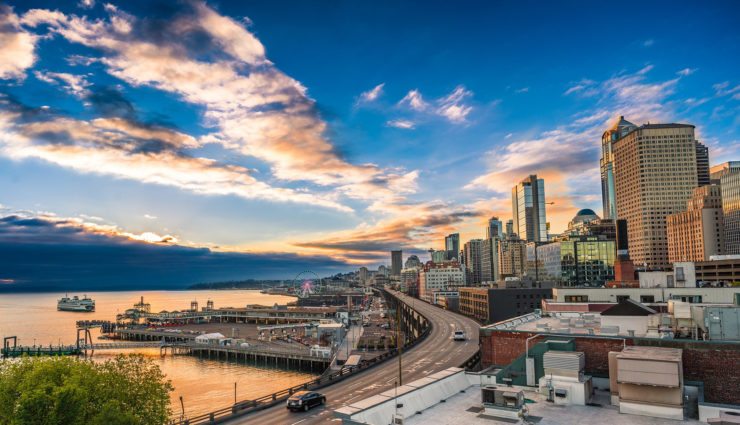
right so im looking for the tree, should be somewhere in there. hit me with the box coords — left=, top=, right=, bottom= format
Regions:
left=0, top=355, right=173, bottom=425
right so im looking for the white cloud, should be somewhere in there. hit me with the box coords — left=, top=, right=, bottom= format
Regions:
left=676, top=68, right=697, bottom=77
left=515, top=87, right=529, bottom=93
left=144, top=214, right=157, bottom=220
left=643, top=39, right=654, bottom=47
left=435, top=85, right=473, bottom=123
left=0, top=6, right=37, bottom=81
left=357, top=83, right=384, bottom=104
left=34, top=70, right=92, bottom=98
left=386, top=119, right=415, bottom=130
left=398, top=89, right=428, bottom=111
left=78, top=0, right=95, bottom=9
left=713, top=81, right=740, bottom=99
left=504, top=133, right=513, bottom=139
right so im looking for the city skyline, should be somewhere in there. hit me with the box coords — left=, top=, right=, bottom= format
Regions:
left=1, top=0, right=740, bottom=290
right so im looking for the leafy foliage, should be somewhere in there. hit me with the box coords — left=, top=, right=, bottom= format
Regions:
left=0, top=355, right=173, bottom=425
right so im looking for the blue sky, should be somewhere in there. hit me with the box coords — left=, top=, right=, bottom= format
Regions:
left=0, top=0, right=739, bottom=290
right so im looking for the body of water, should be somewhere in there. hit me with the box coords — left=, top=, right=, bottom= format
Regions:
left=0, top=290, right=318, bottom=418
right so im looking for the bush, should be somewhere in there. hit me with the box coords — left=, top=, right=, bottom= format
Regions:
left=0, top=355, right=173, bottom=425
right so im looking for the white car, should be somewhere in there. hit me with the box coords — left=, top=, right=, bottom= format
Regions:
left=453, top=330, right=466, bottom=341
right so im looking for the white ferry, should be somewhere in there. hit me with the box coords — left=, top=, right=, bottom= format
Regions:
left=57, top=294, right=95, bottom=312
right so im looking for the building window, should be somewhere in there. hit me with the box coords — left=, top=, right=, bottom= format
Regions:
left=564, top=295, right=588, bottom=302
left=640, top=295, right=655, bottom=303
left=616, top=295, right=630, bottom=303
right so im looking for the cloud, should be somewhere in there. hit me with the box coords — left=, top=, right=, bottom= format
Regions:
left=0, top=97, right=350, bottom=211
left=398, top=89, right=428, bottom=111
left=515, top=87, right=529, bottom=93
left=713, top=81, right=740, bottom=99
left=357, top=83, right=384, bottom=104
left=642, top=39, right=654, bottom=47
left=0, top=5, right=37, bottom=80
left=386, top=119, right=415, bottom=130
left=78, top=0, right=95, bottom=9
left=34, top=70, right=92, bottom=98
left=144, top=214, right=157, bottom=220
left=564, top=79, right=596, bottom=96
left=397, top=85, right=474, bottom=124
left=20, top=3, right=415, bottom=206
left=0, top=212, right=350, bottom=291
left=676, top=68, right=697, bottom=77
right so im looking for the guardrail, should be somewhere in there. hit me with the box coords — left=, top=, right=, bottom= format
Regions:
left=169, top=291, right=431, bottom=425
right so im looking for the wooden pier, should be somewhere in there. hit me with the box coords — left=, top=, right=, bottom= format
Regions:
left=178, top=342, right=331, bottom=372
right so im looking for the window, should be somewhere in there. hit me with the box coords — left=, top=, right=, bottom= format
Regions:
left=564, top=295, right=588, bottom=302
left=640, top=295, right=655, bottom=303
left=616, top=295, right=630, bottom=302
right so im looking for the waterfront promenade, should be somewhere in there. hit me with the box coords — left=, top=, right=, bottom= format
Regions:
left=227, top=290, right=480, bottom=425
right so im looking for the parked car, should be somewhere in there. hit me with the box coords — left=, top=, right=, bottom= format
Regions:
left=286, top=391, right=326, bottom=412
left=453, top=330, right=466, bottom=341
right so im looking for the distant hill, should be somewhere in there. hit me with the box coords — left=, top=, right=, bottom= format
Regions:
left=188, top=279, right=287, bottom=290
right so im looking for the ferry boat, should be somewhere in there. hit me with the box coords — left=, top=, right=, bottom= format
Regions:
left=57, top=294, right=95, bottom=312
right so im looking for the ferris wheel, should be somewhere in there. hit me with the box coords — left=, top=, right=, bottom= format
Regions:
left=292, top=271, right=323, bottom=298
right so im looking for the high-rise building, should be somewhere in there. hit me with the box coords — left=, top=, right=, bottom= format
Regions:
left=404, top=255, right=421, bottom=269
left=601, top=116, right=638, bottom=219
left=612, top=121, right=699, bottom=270
left=390, top=250, right=402, bottom=277
left=418, top=262, right=464, bottom=303
left=696, top=141, right=710, bottom=187
left=463, top=239, right=484, bottom=285
left=445, top=233, right=460, bottom=261
left=498, top=234, right=527, bottom=279
left=714, top=162, right=740, bottom=254
left=512, top=175, right=547, bottom=242
left=358, top=266, right=368, bottom=284
left=667, top=185, right=724, bottom=262
left=377, top=265, right=389, bottom=277
left=481, top=237, right=500, bottom=283
left=486, top=217, right=503, bottom=239
left=505, top=219, right=514, bottom=236
left=431, top=250, right=447, bottom=263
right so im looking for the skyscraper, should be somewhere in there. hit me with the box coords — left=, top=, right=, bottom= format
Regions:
left=600, top=116, right=637, bottom=219
left=445, top=233, right=460, bottom=261
left=498, top=234, right=526, bottom=279
left=481, top=237, right=499, bottom=283
left=486, top=216, right=503, bottom=239
left=612, top=121, right=699, bottom=270
left=512, top=174, right=547, bottom=242
left=505, top=219, right=514, bottom=237
left=713, top=162, right=740, bottom=254
left=391, top=250, right=402, bottom=277
left=696, top=141, right=710, bottom=187
left=463, top=239, right=483, bottom=285
left=667, top=185, right=724, bottom=262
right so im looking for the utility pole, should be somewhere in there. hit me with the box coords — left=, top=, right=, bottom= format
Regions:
left=234, top=382, right=237, bottom=404
left=397, top=300, right=402, bottom=386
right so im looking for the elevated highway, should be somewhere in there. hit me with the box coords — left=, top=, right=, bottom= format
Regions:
left=227, top=290, right=480, bottom=425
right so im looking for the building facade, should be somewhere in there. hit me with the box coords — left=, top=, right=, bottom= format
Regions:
left=696, top=141, right=710, bottom=187
left=720, top=167, right=740, bottom=255
left=612, top=122, right=699, bottom=270
left=512, top=174, right=547, bottom=242
left=463, top=239, right=483, bottom=285
left=445, top=233, right=460, bottom=261
left=601, top=116, right=637, bottom=219
left=418, top=262, right=465, bottom=302
left=459, top=287, right=553, bottom=324
left=481, top=237, right=500, bottom=284
left=498, top=235, right=527, bottom=279
left=431, top=250, right=447, bottom=263
left=390, top=250, right=402, bottom=277
left=486, top=216, right=503, bottom=239
left=667, top=185, right=724, bottom=262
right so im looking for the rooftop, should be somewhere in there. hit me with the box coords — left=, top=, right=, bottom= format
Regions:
left=401, top=385, right=700, bottom=425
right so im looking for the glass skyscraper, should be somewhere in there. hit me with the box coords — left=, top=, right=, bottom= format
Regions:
left=445, top=233, right=460, bottom=261
left=600, top=116, right=636, bottom=219
left=511, top=175, right=547, bottom=242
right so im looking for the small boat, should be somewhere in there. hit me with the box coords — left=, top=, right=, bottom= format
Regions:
left=57, top=294, right=95, bottom=312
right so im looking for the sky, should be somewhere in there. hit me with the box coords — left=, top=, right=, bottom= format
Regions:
left=1, top=0, right=739, bottom=291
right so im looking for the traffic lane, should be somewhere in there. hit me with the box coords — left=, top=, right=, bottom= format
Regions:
left=231, top=297, right=479, bottom=424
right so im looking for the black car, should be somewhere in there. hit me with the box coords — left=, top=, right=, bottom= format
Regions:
left=286, top=391, right=326, bottom=412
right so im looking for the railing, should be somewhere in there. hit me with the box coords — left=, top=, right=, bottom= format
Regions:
left=169, top=292, right=432, bottom=425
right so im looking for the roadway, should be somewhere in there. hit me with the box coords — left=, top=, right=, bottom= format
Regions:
left=227, top=290, right=480, bottom=425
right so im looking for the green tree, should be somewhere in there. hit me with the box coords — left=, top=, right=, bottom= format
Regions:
left=0, top=355, right=173, bottom=425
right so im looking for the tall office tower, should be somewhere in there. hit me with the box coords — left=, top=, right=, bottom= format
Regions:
left=391, top=250, right=402, bottom=277
left=486, top=216, right=503, bottom=239
left=463, top=239, right=484, bottom=285
left=497, top=234, right=527, bottom=279
left=695, top=141, right=710, bottom=187
left=667, top=185, right=724, bottom=262
left=431, top=250, right=447, bottom=263
left=445, top=233, right=460, bottom=261
left=600, top=116, right=638, bottom=219
left=613, top=122, right=699, bottom=270
left=713, top=162, right=740, bottom=254
left=481, top=238, right=499, bottom=283
left=512, top=175, right=547, bottom=242
left=505, top=219, right=514, bottom=236
left=358, top=267, right=369, bottom=284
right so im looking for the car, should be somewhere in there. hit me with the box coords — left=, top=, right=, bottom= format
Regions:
left=453, top=330, right=466, bottom=341
left=286, top=391, right=326, bottom=412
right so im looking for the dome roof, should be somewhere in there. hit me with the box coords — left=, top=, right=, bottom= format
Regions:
left=570, top=209, right=600, bottom=226
left=576, top=208, right=597, bottom=216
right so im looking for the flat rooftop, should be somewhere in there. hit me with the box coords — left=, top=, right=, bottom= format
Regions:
left=617, top=346, right=682, bottom=362
left=483, top=312, right=623, bottom=336
left=403, top=386, right=702, bottom=425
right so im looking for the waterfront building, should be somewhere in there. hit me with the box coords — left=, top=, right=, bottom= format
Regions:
left=481, top=237, right=500, bottom=284
left=486, top=216, right=503, bottom=239
left=498, top=234, right=527, bottom=279
left=463, top=239, right=484, bottom=286
left=418, top=262, right=465, bottom=303
left=612, top=121, right=699, bottom=270
left=713, top=162, right=740, bottom=255
left=600, top=116, right=637, bottom=219
left=512, top=174, right=547, bottom=242
left=391, top=250, right=402, bottom=277
left=667, top=185, right=724, bottom=262
left=445, top=233, right=460, bottom=261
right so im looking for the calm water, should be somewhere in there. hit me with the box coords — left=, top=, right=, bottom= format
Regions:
left=0, top=290, right=319, bottom=418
